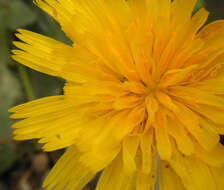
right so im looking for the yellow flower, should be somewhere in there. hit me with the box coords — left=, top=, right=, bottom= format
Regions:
left=9, top=0, right=224, bottom=189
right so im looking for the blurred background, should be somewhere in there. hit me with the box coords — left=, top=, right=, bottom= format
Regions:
left=0, top=0, right=224, bottom=190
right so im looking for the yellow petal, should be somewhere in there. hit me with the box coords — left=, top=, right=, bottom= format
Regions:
left=9, top=95, right=67, bottom=118
left=76, top=107, right=145, bottom=159
left=145, top=95, right=159, bottom=125
left=154, top=112, right=172, bottom=160
left=9, top=96, right=83, bottom=151
left=198, top=20, right=224, bottom=47
left=136, top=145, right=157, bottom=190
left=122, top=135, right=139, bottom=174
left=193, top=104, right=224, bottom=126
left=156, top=92, right=179, bottom=113
left=189, top=8, right=209, bottom=38
left=169, top=148, right=216, bottom=190
left=170, top=0, right=197, bottom=49
left=168, top=119, right=194, bottom=156
left=174, top=86, right=224, bottom=108
left=210, top=166, right=224, bottom=190
left=113, top=95, right=142, bottom=110
left=96, top=153, right=135, bottom=190
left=199, top=114, right=224, bottom=135
left=12, top=29, right=73, bottom=77
left=196, top=143, right=224, bottom=167
left=128, top=0, right=148, bottom=19
left=140, top=130, right=153, bottom=174
left=43, top=146, right=95, bottom=190
left=152, top=0, right=171, bottom=65
left=123, top=81, right=147, bottom=94
left=79, top=145, right=120, bottom=173
left=160, top=64, right=199, bottom=87
left=192, top=76, right=224, bottom=95
left=34, top=0, right=79, bottom=42
left=175, top=103, right=219, bottom=151
left=159, top=161, right=185, bottom=190
left=173, top=0, right=197, bottom=18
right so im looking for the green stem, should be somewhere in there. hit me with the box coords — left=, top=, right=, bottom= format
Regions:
left=18, top=65, right=35, bottom=101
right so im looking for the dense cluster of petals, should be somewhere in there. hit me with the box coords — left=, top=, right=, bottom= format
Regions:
left=9, top=0, right=224, bottom=189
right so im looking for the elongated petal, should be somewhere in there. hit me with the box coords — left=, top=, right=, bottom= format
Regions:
left=140, top=130, right=153, bottom=174
left=12, top=29, right=73, bottom=77
left=43, top=146, right=95, bottom=190
left=122, top=135, right=139, bottom=174
left=96, top=153, right=135, bottom=190
left=172, top=86, right=224, bottom=108
left=192, top=104, right=224, bottom=127
left=145, top=95, right=159, bottom=126
left=168, top=119, right=194, bottom=156
left=136, top=145, right=157, bottom=190
left=154, top=112, right=172, bottom=160
left=9, top=96, right=82, bottom=151
left=175, top=103, right=219, bottom=151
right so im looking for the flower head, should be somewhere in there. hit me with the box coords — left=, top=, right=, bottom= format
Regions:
left=9, top=0, right=224, bottom=189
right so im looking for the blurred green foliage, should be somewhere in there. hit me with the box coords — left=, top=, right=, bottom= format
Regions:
left=0, top=0, right=224, bottom=181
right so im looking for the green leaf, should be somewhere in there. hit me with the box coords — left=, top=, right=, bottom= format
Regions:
left=6, top=0, right=37, bottom=30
